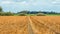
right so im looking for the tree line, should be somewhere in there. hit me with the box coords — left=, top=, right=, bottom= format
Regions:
left=0, top=6, right=60, bottom=16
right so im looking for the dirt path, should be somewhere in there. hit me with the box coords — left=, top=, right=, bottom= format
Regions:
left=27, top=16, right=35, bottom=34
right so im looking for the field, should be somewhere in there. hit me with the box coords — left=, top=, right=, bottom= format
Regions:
left=0, top=16, right=60, bottom=34
left=0, top=16, right=28, bottom=34
left=30, top=16, right=60, bottom=34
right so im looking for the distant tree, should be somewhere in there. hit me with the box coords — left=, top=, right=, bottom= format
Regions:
left=0, top=12, right=4, bottom=16
left=37, top=13, right=46, bottom=16
left=18, top=13, right=26, bottom=16
left=0, top=6, right=3, bottom=12
left=18, top=10, right=28, bottom=14
left=4, top=11, right=14, bottom=16
left=0, top=6, right=4, bottom=16
left=50, top=11, right=56, bottom=14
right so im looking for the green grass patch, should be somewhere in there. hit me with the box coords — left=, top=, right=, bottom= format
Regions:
left=26, top=14, right=37, bottom=16
left=46, top=14, right=60, bottom=16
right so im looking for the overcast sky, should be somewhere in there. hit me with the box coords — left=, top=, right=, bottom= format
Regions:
left=0, top=0, right=60, bottom=13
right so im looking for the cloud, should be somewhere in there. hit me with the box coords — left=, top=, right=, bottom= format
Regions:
left=0, top=0, right=60, bottom=12
left=52, top=0, right=60, bottom=5
left=20, top=1, right=29, bottom=5
left=0, top=1, right=14, bottom=4
left=0, top=0, right=50, bottom=6
left=0, top=0, right=30, bottom=6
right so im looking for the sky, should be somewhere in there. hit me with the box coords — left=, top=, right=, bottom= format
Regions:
left=0, top=0, right=60, bottom=13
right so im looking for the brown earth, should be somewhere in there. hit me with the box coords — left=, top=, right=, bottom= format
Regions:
left=30, top=16, right=60, bottom=34
left=0, top=16, right=60, bottom=34
left=0, top=16, right=28, bottom=34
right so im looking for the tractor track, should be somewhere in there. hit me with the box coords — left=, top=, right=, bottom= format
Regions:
left=0, top=16, right=60, bottom=34
left=27, top=16, right=35, bottom=34
left=30, top=16, right=60, bottom=34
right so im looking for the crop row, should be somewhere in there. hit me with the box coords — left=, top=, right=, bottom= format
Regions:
left=30, top=16, right=60, bottom=34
